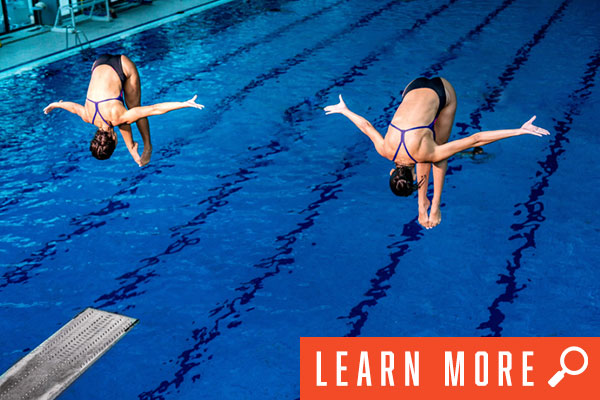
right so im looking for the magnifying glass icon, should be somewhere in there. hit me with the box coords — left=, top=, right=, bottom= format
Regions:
left=548, top=346, right=588, bottom=387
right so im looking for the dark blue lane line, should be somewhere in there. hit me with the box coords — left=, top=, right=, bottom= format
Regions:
left=92, top=0, right=460, bottom=308
left=339, top=0, right=573, bottom=337
left=454, top=0, right=571, bottom=135
left=422, top=0, right=516, bottom=78
left=0, top=145, right=171, bottom=290
left=155, top=0, right=409, bottom=97
left=0, top=0, right=296, bottom=214
left=284, top=0, right=464, bottom=123
left=1, top=0, right=409, bottom=291
left=197, top=0, right=406, bottom=117
left=0, top=137, right=190, bottom=291
left=341, top=217, right=423, bottom=337
left=477, top=48, right=600, bottom=337
left=0, top=171, right=151, bottom=289
left=94, top=140, right=286, bottom=308
left=137, top=143, right=367, bottom=400
left=155, top=0, right=354, bottom=97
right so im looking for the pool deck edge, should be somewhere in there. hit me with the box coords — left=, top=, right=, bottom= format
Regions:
left=0, top=0, right=234, bottom=80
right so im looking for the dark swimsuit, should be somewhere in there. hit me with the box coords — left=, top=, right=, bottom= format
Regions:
left=86, top=54, right=126, bottom=126
left=390, top=77, right=447, bottom=163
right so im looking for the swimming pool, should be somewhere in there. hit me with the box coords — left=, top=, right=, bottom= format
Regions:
left=1, top=0, right=599, bottom=398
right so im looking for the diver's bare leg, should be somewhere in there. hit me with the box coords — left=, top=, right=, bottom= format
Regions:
left=428, top=78, right=457, bottom=228
left=428, top=160, right=447, bottom=228
left=416, top=162, right=431, bottom=228
left=121, top=55, right=152, bottom=166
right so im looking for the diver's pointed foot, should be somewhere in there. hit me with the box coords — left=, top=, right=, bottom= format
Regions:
left=427, top=206, right=442, bottom=229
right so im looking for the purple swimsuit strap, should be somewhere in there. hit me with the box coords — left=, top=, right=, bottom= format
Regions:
left=86, top=92, right=124, bottom=126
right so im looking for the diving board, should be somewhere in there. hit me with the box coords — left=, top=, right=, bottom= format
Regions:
left=0, top=308, right=137, bottom=400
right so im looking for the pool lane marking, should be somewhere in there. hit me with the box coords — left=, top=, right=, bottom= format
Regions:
left=153, top=0, right=356, bottom=97
left=91, top=0, right=461, bottom=308
left=153, top=0, right=413, bottom=100
left=283, top=0, right=516, bottom=123
left=454, top=0, right=572, bottom=135
left=93, top=141, right=286, bottom=308
left=421, top=0, right=517, bottom=79
left=476, top=47, right=600, bottom=337
left=339, top=0, right=574, bottom=337
left=137, top=140, right=368, bottom=400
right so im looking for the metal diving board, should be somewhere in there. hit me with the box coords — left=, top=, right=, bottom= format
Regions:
left=0, top=308, right=137, bottom=400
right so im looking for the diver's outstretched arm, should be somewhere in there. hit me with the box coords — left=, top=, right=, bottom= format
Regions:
left=43, top=100, right=88, bottom=122
left=423, top=116, right=550, bottom=163
left=324, top=95, right=385, bottom=156
left=115, top=95, right=204, bottom=125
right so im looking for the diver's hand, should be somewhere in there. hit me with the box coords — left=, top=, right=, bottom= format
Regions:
left=128, top=141, right=142, bottom=167
left=324, top=95, right=349, bottom=115
left=43, top=100, right=63, bottom=114
left=519, top=116, right=550, bottom=136
left=184, top=95, right=204, bottom=110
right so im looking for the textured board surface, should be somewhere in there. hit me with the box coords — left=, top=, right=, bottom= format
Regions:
left=0, top=308, right=137, bottom=400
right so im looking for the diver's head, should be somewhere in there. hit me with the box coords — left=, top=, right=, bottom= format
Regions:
left=90, top=128, right=117, bottom=160
left=389, top=165, right=419, bottom=197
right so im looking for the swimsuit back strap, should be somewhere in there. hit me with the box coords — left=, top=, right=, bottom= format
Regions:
left=389, top=118, right=438, bottom=162
left=390, top=123, right=419, bottom=163
left=86, top=97, right=122, bottom=127
left=392, top=119, right=437, bottom=138
left=401, top=131, right=418, bottom=163
left=391, top=135, right=403, bottom=162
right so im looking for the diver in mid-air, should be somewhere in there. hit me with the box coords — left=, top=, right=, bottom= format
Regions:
left=44, top=54, right=204, bottom=167
left=325, top=77, right=550, bottom=229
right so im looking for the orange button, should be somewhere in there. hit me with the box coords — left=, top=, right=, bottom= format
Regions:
left=300, top=337, right=600, bottom=399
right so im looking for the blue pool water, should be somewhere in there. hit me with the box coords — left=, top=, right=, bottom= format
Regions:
left=1, top=0, right=599, bottom=398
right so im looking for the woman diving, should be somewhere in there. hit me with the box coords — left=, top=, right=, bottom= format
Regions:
left=43, top=54, right=204, bottom=166
left=324, top=77, right=549, bottom=229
